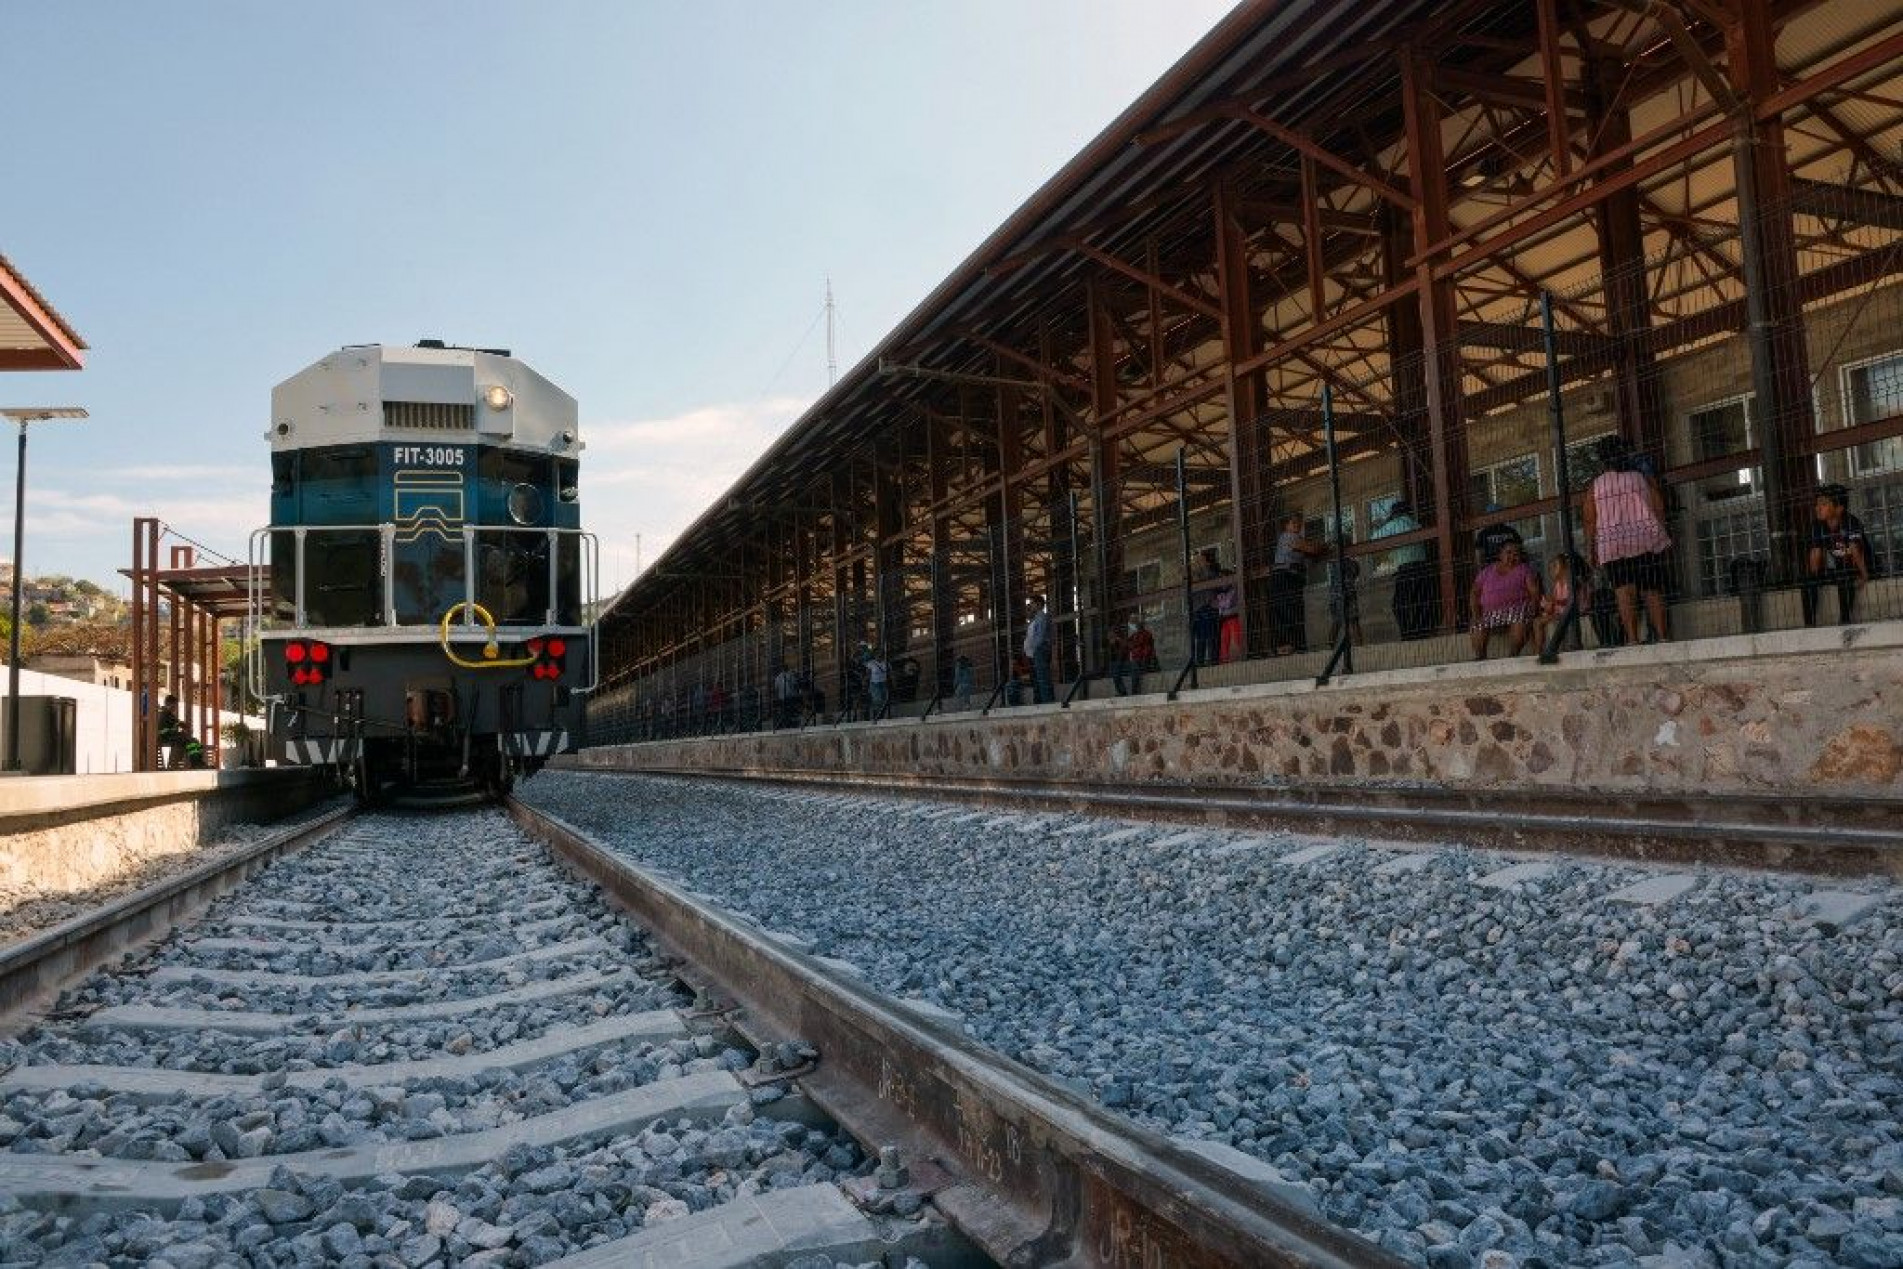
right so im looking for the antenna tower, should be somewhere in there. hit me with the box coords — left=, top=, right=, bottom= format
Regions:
left=825, top=277, right=837, bottom=388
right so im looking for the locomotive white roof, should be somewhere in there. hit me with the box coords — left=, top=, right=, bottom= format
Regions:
left=268, top=343, right=581, bottom=455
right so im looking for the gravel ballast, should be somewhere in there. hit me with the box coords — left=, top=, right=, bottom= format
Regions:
left=0, top=804, right=934, bottom=1267
left=522, top=771, right=1903, bottom=1269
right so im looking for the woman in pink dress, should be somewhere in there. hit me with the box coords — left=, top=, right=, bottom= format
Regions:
left=1470, top=540, right=1540, bottom=659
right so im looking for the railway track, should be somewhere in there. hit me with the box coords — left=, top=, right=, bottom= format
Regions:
left=567, top=763, right=1903, bottom=877
left=517, top=770, right=1903, bottom=1269
left=0, top=795, right=1388, bottom=1267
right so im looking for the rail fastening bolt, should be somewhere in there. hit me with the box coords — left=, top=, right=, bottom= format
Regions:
left=876, top=1145, right=908, bottom=1189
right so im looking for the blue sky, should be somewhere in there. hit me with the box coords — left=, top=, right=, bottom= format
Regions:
left=0, top=2, right=1234, bottom=594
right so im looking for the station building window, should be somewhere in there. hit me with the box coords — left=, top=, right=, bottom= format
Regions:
left=1469, top=453, right=1543, bottom=550
left=1366, top=493, right=1404, bottom=575
left=1842, top=351, right=1903, bottom=475
left=1120, top=558, right=1163, bottom=622
left=1689, top=394, right=1758, bottom=498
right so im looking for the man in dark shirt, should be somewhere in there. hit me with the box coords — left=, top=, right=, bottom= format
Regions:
left=1803, top=483, right=1873, bottom=627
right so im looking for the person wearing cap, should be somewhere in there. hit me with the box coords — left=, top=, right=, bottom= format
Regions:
left=1804, top=483, right=1873, bottom=627
left=1372, top=499, right=1436, bottom=639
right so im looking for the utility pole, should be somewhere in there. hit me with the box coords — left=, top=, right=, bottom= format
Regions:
left=0, top=407, right=87, bottom=772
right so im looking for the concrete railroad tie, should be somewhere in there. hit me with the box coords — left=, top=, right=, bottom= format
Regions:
left=542, top=1185, right=887, bottom=1269
left=182, top=912, right=579, bottom=954
left=1475, top=860, right=1558, bottom=890
left=77, top=969, right=638, bottom=1036
left=229, top=894, right=569, bottom=925
left=1371, top=850, right=1441, bottom=876
left=150, top=936, right=612, bottom=988
left=0, top=1071, right=745, bottom=1213
left=2, top=1010, right=685, bottom=1101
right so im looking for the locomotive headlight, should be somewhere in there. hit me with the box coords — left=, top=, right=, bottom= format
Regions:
left=482, top=384, right=513, bottom=412
left=507, top=483, right=545, bottom=526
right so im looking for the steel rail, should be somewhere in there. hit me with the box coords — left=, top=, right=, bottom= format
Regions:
left=559, top=764, right=1903, bottom=877
left=506, top=796, right=1404, bottom=1269
left=0, top=803, right=355, bottom=1033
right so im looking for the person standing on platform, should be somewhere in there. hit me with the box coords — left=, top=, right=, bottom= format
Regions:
left=1373, top=501, right=1435, bottom=640
left=951, top=654, right=975, bottom=712
left=1582, top=435, right=1672, bottom=646
left=865, top=648, right=890, bottom=717
left=1269, top=514, right=1326, bottom=655
left=1024, top=594, right=1053, bottom=704
left=773, top=662, right=799, bottom=729
left=1190, top=547, right=1227, bottom=666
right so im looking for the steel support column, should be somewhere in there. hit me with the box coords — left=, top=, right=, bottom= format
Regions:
left=1087, top=281, right=1124, bottom=644
left=1728, top=0, right=1818, bottom=584
left=1401, top=51, right=1470, bottom=627
left=1589, top=56, right=1669, bottom=465
left=1213, top=178, right=1266, bottom=655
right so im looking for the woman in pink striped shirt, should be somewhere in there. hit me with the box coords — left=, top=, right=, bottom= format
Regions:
left=1581, top=435, right=1672, bottom=645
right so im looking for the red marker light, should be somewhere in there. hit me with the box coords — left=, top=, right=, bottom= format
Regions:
left=309, top=642, right=331, bottom=664
left=291, top=666, right=309, bottom=685
left=285, top=641, right=307, bottom=664
left=527, top=637, right=546, bottom=655
left=545, top=638, right=566, bottom=658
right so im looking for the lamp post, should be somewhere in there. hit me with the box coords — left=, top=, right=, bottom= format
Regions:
left=1, top=408, right=87, bottom=773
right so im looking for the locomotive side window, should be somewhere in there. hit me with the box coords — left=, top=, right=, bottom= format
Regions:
left=268, top=530, right=298, bottom=622
left=298, top=447, right=377, bottom=522
left=556, top=533, right=582, bottom=625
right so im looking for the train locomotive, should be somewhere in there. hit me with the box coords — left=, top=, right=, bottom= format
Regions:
left=248, top=341, right=594, bottom=801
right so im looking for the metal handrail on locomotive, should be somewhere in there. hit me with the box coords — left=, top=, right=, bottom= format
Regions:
left=246, top=340, right=597, bottom=800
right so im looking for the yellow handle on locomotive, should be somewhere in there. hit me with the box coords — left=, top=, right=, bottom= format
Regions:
left=438, top=602, right=539, bottom=669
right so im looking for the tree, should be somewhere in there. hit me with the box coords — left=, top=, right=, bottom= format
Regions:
left=25, top=604, right=49, bottom=628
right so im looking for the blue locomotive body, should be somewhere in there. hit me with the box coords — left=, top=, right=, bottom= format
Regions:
left=250, top=342, right=593, bottom=800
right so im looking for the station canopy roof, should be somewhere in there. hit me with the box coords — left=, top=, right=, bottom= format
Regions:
left=119, top=564, right=258, bottom=620
left=601, top=0, right=1903, bottom=629
left=0, top=253, right=85, bottom=371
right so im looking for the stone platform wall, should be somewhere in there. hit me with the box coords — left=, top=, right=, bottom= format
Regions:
left=0, top=770, right=326, bottom=898
left=571, top=626, right=1903, bottom=802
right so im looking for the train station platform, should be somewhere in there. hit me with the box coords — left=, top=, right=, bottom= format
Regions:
left=568, top=621, right=1903, bottom=861
left=0, top=769, right=328, bottom=937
